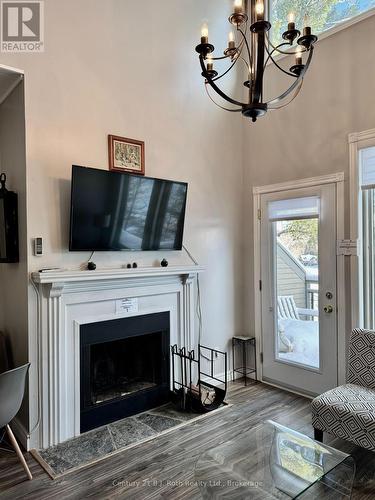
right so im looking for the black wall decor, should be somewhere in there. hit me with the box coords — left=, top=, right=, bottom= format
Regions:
left=0, top=173, right=19, bottom=263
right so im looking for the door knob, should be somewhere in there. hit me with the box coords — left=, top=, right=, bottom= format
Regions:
left=323, top=305, right=334, bottom=314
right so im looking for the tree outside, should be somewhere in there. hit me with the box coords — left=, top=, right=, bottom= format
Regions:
left=269, top=0, right=375, bottom=44
left=277, top=218, right=318, bottom=266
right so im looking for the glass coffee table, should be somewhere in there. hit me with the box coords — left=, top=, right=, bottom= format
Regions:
left=195, top=420, right=355, bottom=499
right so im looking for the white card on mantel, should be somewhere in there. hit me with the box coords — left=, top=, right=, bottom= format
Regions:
left=116, top=297, right=138, bottom=314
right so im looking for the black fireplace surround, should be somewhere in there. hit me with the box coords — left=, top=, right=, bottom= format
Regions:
left=80, top=312, right=170, bottom=432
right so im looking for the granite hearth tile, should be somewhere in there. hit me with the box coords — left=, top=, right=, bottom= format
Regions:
left=34, top=402, right=229, bottom=478
left=136, top=413, right=181, bottom=433
left=108, top=416, right=155, bottom=449
left=39, top=426, right=114, bottom=475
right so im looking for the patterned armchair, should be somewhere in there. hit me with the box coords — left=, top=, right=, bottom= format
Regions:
left=311, top=328, right=375, bottom=450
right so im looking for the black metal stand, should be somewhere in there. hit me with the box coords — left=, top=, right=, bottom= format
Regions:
left=171, top=344, right=227, bottom=413
left=232, top=336, right=257, bottom=386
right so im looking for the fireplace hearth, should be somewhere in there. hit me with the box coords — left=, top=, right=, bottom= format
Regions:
left=80, top=312, right=170, bottom=432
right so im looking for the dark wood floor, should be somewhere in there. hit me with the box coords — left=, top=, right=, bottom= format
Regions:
left=1, top=381, right=375, bottom=499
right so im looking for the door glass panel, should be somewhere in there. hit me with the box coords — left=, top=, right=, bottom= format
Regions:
left=274, top=217, right=319, bottom=369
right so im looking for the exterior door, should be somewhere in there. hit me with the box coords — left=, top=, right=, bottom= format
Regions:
left=260, top=184, right=337, bottom=395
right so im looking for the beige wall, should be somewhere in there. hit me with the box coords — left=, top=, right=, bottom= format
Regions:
left=243, top=14, right=375, bottom=335
left=0, top=0, right=245, bottom=433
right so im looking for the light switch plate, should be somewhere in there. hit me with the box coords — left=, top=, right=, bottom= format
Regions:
left=34, top=237, right=43, bottom=256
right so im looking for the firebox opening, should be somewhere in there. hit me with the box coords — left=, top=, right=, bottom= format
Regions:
left=80, top=312, right=170, bottom=432
left=89, top=332, right=163, bottom=406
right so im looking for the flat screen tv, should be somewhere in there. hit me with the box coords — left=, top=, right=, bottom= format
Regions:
left=69, top=166, right=188, bottom=251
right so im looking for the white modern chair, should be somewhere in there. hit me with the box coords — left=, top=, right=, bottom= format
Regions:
left=0, top=363, right=32, bottom=480
left=277, top=295, right=318, bottom=320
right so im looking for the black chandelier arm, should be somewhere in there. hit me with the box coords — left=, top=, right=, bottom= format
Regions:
left=209, top=22, right=247, bottom=62
left=204, top=83, right=243, bottom=112
left=209, top=42, right=245, bottom=61
left=199, top=54, right=248, bottom=107
left=237, top=26, right=253, bottom=72
left=266, top=46, right=313, bottom=107
left=211, top=54, right=242, bottom=83
left=239, top=55, right=251, bottom=74
left=266, top=34, right=308, bottom=56
left=264, top=41, right=292, bottom=69
left=209, top=54, right=235, bottom=61
left=210, top=38, right=248, bottom=83
left=268, top=79, right=303, bottom=110
left=265, top=44, right=298, bottom=79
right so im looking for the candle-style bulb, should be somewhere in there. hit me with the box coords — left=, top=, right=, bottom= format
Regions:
left=206, top=54, right=214, bottom=71
left=201, top=23, right=209, bottom=44
left=234, top=0, right=243, bottom=14
left=295, top=47, right=303, bottom=65
left=255, top=1, right=264, bottom=16
left=287, top=11, right=295, bottom=31
left=228, top=31, right=236, bottom=50
left=201, top=23, right=208, bottom=38
left=303, top=13, right=312, bottom=36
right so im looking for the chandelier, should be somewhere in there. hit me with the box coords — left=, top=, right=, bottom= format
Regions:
left=195, top=0, right=317, bottom=122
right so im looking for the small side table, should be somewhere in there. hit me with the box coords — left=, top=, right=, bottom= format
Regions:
left=232, top=336, right=257, bottom=386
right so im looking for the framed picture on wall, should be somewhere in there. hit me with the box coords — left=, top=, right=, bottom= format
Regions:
left=108, top=135, right=145, bottom=175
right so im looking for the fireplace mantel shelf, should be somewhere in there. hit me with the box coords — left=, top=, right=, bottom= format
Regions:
left=32, top=264, right=204, bottom=285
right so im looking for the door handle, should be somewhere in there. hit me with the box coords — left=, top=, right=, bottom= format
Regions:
left=323, top=305, right=334, bottom=314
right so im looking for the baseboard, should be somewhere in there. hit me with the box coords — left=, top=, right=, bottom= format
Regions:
left=261, top=378, right=314, bottom=399
left=11, top=416, right=30, bottom=450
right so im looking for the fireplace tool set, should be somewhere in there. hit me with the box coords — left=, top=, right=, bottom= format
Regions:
left=170, top=344, right=227, bottom=412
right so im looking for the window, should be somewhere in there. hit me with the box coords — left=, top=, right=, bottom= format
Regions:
left=269, top=0, right=375, bottom=44
left=359, top=146, right=375, bottom=329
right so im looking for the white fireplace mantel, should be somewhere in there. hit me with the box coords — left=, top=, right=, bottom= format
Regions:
left=32, top=265, right=204, bottom=293
left=30, top=264, right=203, bottom=450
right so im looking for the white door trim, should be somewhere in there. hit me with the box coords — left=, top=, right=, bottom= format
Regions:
left=253, top=172, right=344, bottom=195
left=349, top=128, right=375, bottom=331
left=253, top=173, right=346, bottom=389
